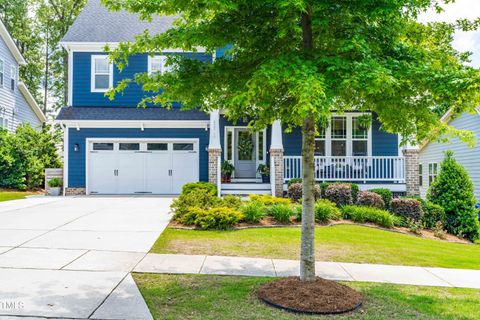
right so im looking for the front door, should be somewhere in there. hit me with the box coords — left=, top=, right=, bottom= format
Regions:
left=234, top=129, right=256, bottom=178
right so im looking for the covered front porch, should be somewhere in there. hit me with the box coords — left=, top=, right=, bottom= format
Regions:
left=207, top=110, right=415, bottom=196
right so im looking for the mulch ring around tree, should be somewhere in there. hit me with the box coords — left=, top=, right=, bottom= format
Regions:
left=257, top=277, right=363, bottom=315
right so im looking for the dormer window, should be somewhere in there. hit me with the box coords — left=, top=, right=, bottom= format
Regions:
left=10, top=66, right=16, bottom=91
left=91, top=55, right=113, bottom=92
left=0, top=59, right=4, bottom=86
left=148, top=55, right=173, bottom=75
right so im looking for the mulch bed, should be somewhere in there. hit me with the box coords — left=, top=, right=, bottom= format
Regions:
left=257, top=277, right=363, bottom=315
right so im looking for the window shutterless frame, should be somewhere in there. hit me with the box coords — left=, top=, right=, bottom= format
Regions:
left=0, top=59, right=4, bottom=86
left=91, top=55, right=113, bottom=92
left=10, top=65, right=16, bottom=91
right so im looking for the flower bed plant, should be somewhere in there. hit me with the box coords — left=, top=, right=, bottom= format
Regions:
left=342, top=205, right=399, bottom=228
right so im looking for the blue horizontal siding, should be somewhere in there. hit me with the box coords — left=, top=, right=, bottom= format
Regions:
left=72, top=52, right=213, bottom=107
left=68, top=128, right=209, bottom=188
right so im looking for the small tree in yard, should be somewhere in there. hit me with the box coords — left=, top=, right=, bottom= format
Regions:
left=428, top=151, right=480, bottom=241
left=103, top=0, right=480, bottom=305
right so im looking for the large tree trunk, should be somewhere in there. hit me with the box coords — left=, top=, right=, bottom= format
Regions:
left=300, top=115, right=316, bottom=281
left=299, top=7, right=316, bottom=282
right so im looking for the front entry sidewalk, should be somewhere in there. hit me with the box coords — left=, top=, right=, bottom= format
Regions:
left=134, top=254, right=480, bottom=289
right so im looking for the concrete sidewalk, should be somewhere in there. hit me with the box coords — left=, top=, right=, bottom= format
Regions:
left=134, top=254, right=480, bottom=289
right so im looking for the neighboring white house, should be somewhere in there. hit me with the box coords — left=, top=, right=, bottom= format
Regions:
left=0, top=19, right=45, bottom=132
left=419, top=108, right=480, bottom=201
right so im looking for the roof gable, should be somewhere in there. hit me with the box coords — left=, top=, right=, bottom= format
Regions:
left=61, top=0, right=175, bottom=44
left=0, top=19, right=26, bottom=65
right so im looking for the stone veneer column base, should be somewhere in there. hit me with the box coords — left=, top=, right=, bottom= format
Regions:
left=208, top=148, right=222, bottom=186
left=269, top=148, right=284, bottom=197
left=65, top=188, right=86, bottom=196
left=403, top=149, right=420, bottom=196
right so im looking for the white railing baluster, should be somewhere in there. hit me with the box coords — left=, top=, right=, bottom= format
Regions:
left=283, top=156, right=406, bottom=182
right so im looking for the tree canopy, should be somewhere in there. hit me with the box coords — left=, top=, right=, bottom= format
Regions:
left=104, top=0, right=480, bottom=145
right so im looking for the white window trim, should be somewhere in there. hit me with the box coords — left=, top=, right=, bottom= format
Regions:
left=10, top=65, right=16, bottom=91
left=0, top=58, right=4, bottom=87
left=148, top=55, right=169, bottom=75
left=315, top=113, right=372, bottom=157
left=428, top=162, right=438, bottom=185
left=90, top=55, right=113, bottom=93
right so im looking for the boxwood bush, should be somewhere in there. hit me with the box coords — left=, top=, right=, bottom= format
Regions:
left=342, top=205, right=398, bottom=228
left=171, top=189, right=221, bottom=220
left=181, top=182, right=217, bottom=196
left=427, top=151, right=480, bottom=241
left=422, top=201, right=446, bottom=229
left=315, top=199, right=342, bottom=223
left=369, top=188, right=393, bottom=208
left=356, top=191, right=385, bottom=209
left=184, top=207, right=244, bottom=230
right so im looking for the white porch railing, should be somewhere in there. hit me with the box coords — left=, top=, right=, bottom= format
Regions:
left=284, top=156, right=405, bottom=182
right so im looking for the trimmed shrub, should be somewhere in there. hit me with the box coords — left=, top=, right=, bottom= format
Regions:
left=221, top=195, right=242, bottom=209
left=369, top=188, right=393, bottom=208
left=268, top=204, right=294, bottom=223
left=356, top=191, right=385, bottom=209
left=315, top=199, right=342, bottom=223
left=342, top=205, right=398, bottom=228
left=182, top=182, right=217, bottom=196
left=325, top=183, right=353, bottom=206
left=287, top=178, right=302, bottom=186
left=178, top=206, right=204, bottom=225
left=427, top=151, right=480, bottom=241
left=321, top=182, right=359, bottom=202
left=391, top=198, right=424, bottom=223
left=287, top=183, right=321, bottom=202
left=422, top=202, right=446, bottom=229
left=249, top=194, right=291, bottom=206
left=239, top=201, right=265, bottom=223
left=192, top=207, right=244, bottom=230
left=171, top=189, right=221, bottom=220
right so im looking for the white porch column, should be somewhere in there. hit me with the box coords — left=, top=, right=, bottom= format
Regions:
left=208, top=110, right=222, bottom=191
left=402, top=142, right=420, bottom=196
left=270, top=120, right=284, bottom=197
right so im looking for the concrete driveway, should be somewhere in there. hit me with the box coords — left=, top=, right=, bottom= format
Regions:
left=0, top=196, right=173, bottom=319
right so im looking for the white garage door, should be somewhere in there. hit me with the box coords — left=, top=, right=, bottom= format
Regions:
left=87, top=140, right=199, bottom=195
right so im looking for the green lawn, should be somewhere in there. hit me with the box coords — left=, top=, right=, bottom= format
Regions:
left=0, top=191, right=35, bottom=202
left=134, top=273, right=480, bottom=320
left=151, top=225, right=480, bottom=269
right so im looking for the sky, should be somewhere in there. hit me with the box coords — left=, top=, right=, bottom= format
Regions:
left=418, top=0, right=480, bottom=68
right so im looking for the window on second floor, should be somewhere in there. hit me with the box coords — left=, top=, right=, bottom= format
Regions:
left=0, top=59, right=4, bottom=86
left=148, top=55, right=173, bottom=75
left=91, top=55, right=112, bottom=92
left=10, top=66, right=16, bottom=91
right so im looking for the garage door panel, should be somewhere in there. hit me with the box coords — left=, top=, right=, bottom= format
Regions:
left=117, top=152, right=145, bottom=194
left=145, top=152, right=171, bottom=194
left=89, top=152, right=117, bottom=194
left=171, top=151, right=199, bottom=194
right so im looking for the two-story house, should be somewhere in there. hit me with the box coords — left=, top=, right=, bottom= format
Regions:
left=0, top=19, right=46, bottom=132
left=57, top=0, right=416, bottom=197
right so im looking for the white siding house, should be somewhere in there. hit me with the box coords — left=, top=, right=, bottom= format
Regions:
left=0, top=19, right=45, bottom=132
left=419, top=108, right=480, bottom=201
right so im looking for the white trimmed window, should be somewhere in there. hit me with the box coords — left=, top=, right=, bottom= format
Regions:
left=91, top=55, right=113, bottom=92
left=0, top=59, right=4, bottom=86
left=428, top=163, right=438, bottom=184
left=0, top=116, right=8, bottom=130
left=10, top=66, right=16, bottom=91
left=314, top=113, right=372, bottom=157
left=148, top=55, right=173, bottom=75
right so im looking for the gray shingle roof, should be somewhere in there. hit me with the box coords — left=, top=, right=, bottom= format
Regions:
left=62, top=0, right=175, bottom=43
left=56, top=107, right=209, bottom=121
